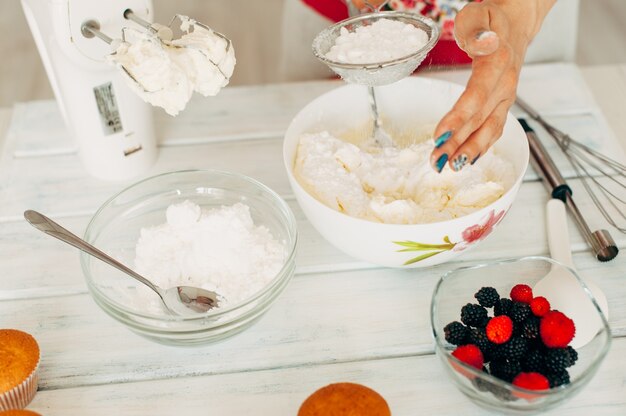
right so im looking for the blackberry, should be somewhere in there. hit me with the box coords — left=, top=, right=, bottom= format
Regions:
left=521, top=349, right=545, bottom=373
left=494, top=298, right=514, bottom=317
left=472, top=377, right=516, bottom=402
left=461, top=303, right=489, bottom=327
left=547, top=370, right=570, bottom=388
left=474, top=287, right=500, bottom=308
left=566, top=346, right=578, bottom=365
left=544, top=348, right=576, bottom=372
left=524, top=336, right=546, bottom=352
left=488, top=384, right=516, bottom=402
left=444, top=321, right=469, bottom=346
left=472, top=376, right=491, bottom=392
left=468, top=327, right=494, bottom=361
left=520, top=315, right=540, bottom=340
left=510, top=301, right=531, bottom=323
left=471, top=366, right=492, bottom=392
left=498, top=337, right=528, bottom=361
left=490, top=359, right=522, bottom=383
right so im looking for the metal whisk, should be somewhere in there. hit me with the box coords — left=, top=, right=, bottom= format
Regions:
left=516, top=97, right=626, bottom=233
left=346, top=0, right=394, bottom=147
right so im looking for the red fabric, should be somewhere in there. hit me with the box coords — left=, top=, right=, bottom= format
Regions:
left=301, top=0, right=472, bottom=66
left=427, top=39, right=472, bottom=66
left=301, top=0, right=349, bottom=23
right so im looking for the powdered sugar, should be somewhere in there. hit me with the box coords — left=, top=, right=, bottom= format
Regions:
left=133, top=201, right=286, bottom=312
left=325, top=18, right=428, bottom=64
left=294, top=131, right=515, bottom=224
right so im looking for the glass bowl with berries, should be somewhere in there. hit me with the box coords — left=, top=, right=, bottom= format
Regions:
left=430, top=256, right=611, bottom=414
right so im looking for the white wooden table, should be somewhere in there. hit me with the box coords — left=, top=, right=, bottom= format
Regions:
left=1, top=63, right=625, bottom=415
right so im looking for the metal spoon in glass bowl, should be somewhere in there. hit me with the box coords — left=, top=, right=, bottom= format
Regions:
left=24, top=210, right=220, bottom=315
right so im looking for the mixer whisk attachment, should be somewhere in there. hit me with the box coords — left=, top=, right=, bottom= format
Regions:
left=123, top=9, right=234, bottom=78
left=81, top=21, right=156, bottom=93
left=81, top=12, right=236, bottom=116
left=517, top=97, right=626, bottom=234
left=123, top=9, right=173, bottom=42
left=164, top=14, right=234, bottom=82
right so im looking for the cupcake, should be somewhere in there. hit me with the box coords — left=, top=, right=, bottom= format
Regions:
left=298, top=382, right=391, bottom=416
left=0, top=330, right=40, bottom=411
left=0, top=410, right=41, bottom=416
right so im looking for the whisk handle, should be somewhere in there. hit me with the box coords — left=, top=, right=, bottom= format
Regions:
left=520, top=118, right=572, bottom=201
left=520, top=118, right=619, bottom=262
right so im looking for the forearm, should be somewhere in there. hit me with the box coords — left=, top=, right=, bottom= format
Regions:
left=430, top=0, right=557, bottom=172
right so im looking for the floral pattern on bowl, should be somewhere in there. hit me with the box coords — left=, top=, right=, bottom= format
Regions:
left=394, top=209, right=506, bottom=265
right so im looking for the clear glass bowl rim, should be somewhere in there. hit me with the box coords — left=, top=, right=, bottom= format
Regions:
left=312, top=10, right=441, bottom=70
left=80, top=169, right=299, bottom=323
left=430, top=255, right=612, bottom=396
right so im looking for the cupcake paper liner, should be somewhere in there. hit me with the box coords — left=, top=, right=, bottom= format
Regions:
left=0, top=360, right=39, bottom=411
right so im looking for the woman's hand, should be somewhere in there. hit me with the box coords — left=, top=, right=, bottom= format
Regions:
left=430, top=0, right=556, bottom=172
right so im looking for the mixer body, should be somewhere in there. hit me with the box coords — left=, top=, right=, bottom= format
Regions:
left=21, top=0, right=157, bottom=180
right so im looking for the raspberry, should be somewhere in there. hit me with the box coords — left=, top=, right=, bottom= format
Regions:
left=475, top=287, right=500, bottom=308
left=546, top=370, right=570, bottom=388
left=486, top=316, right=513, bottom=344
left=530, top=296, right=551, bottom=317
left=540, top=311, right=576, bottom=348
left=461, top=303, right=489, bottom=327
left=512, top=372, right=550, bottom=390
left=494, top=298, right=514, bottom=317
left=510, top=302, right=531, bottom=323
left=444, top=321, right=469, bottom=346
left=510, top=284, right=533, bottom=303
left=490, top=359, right=522, bottom=383
left=452, top=344, right=484, bottom=370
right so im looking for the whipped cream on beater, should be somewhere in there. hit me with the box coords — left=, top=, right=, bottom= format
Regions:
left=172, top=16, right=236, bottom=97
left=110, top=34, right=193, bottom=116
left=294, top=131, right=515, bottom=224
left=109, top=16, right=236, bottom=116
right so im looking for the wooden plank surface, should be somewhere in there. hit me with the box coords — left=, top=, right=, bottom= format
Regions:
left=28, top=336, right=626, bottom=416
left=1, top=64, right=622, bottom=223
left=1, top=63, right=625, bottom=415
left=0, top=177, right=623, bottom=298
left=2, top=251, right=624, bottom=391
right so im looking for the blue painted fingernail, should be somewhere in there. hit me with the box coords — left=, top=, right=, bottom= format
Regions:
left=452, top=154, right=469, bottom=172
left=434, top=131, right=452, bottom=148
left=471, top=153, right=481, bottom=165
left=436, top=153, right=449, bottom=173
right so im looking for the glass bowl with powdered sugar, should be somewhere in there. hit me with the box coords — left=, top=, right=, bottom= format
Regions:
left=312, top=11, right=440, bottom=87
left=81, top=170, right=297, bottom=346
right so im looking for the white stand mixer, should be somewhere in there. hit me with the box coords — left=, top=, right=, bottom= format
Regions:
left=21, top=0, right=157, bottom=181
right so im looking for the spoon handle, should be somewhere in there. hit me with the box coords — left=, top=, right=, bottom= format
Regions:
left=546, top=199, right=574, bottom=267
left=23, top=210, right=161, bottom=295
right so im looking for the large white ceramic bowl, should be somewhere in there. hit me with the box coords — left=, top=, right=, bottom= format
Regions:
left=283, top=77, right=529, bottom=268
